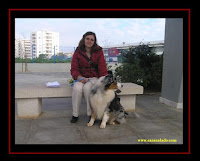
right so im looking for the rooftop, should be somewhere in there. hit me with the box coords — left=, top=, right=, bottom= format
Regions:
left=102, top=40, right=164, bottom=49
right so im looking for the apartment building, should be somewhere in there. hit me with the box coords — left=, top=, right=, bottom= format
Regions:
left=31, top=29, right=59, bottom=58
left=15, top=39, right=31, bottom=59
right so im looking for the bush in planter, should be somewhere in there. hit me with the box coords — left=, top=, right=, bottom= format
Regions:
left=114, top=44, right=163, bottom=91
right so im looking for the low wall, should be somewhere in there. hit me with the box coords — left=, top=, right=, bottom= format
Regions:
left=15, top=63, right=121, bottom=73
left=15, top=63, right=71, bottom=73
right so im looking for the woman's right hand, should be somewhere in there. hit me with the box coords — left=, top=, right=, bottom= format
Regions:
left=77, top=76, right=88, bottom=84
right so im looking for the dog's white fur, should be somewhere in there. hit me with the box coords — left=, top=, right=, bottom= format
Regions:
left=87, top=75, right=122, bottom=129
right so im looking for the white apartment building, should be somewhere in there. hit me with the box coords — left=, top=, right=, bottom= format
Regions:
left=15, top=39, right=31, bottom=59
left=31, top=29, right=59, bottom=58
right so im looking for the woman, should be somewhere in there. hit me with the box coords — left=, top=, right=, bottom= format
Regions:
left=70, top=31, right=108, bottom=123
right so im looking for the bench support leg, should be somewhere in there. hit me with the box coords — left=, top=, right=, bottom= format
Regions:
left=119, top=95, right=136, bottom=111
left=16, top=98, right=42, bottom=118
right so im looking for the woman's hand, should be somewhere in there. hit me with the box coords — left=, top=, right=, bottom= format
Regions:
left=77, top=76, right=88, bottom=84
left=80, top=78, right=88, bottom=84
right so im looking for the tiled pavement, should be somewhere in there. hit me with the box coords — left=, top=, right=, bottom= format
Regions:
left=15, top=93, right=183, bottom=144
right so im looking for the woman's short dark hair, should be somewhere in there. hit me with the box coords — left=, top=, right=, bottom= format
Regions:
left=78, top=31, right=99, bottom=53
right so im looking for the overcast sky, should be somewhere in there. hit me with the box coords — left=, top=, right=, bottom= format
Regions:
left=15, top=18, right=166, bottom=47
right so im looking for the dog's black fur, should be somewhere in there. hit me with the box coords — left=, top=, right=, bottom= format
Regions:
left=108, top=91, right=128, bottom=124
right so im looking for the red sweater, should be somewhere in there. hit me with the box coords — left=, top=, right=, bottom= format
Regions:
left=70, top=46, right=108, bottom=80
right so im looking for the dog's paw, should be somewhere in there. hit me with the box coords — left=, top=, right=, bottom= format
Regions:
left=109, top=121, right=115, bottom=125
left=87, top=122, right=94, bottom=127
left=100, top=123, right=106, bottom=129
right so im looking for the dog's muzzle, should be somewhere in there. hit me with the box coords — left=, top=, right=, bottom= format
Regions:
left=117, top=82, right=123, bottom=89
left=115, top=83, right=123, bottom=93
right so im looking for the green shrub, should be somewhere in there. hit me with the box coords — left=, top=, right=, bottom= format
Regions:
left=114, top=44, right=163, bottom=91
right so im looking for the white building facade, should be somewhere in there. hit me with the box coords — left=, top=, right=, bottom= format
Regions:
left=31, top=30, right=59, bottom=58
left=15, top=39, right=31, bottom=59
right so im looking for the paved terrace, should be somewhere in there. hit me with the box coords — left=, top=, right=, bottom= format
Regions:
left=15, top=72, right=183, bottom=144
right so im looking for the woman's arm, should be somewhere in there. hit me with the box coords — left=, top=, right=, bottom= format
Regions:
left=70, top=51, right=82, bottom=80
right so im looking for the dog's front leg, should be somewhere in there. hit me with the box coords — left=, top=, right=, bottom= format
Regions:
left=108, top=117, right=116, bottom=125
left=87, top=113, right=96, bottom=127
left=100, top=111, right=110, bottom=129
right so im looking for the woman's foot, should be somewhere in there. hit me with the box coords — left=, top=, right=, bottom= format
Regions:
left=71, top=116, right=78, bottom=123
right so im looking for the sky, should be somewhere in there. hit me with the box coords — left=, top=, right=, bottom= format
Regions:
left=15, top=18, right=166, bottom=48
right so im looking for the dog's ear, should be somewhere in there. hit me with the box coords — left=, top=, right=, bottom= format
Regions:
left=106, top=71, right=114, bottom=82
left=107, top=70, right=113, bottom=75
left=102, top=75, right=110, bottom=83
left=104, top=75, right=113, bottom=86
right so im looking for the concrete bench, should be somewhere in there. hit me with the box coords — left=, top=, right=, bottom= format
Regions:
left=15, top=82, right=143, bottom=118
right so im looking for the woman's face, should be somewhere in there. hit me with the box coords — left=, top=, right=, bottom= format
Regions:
left=84, top=35, right=95, bottom=48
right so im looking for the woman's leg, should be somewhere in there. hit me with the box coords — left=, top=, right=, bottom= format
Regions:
left=83, top=77, right=98, bottom=116
left=72, top=82, right=84, bottom=117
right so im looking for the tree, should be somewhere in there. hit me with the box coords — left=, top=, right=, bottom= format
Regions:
left=39, top=54, right=48, bottom=59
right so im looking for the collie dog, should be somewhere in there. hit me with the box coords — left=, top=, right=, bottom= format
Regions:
left=87, top=74, right=123, bottom=129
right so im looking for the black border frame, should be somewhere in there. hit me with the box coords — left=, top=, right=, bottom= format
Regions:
left=8, top=8, right=191, bottom=155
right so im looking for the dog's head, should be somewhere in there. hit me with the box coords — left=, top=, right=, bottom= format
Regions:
left=91, top=71, right=123, bottom=95
left=103, top=71, right=123, bottom=91
left=116, top=107, right=128, bottom=124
